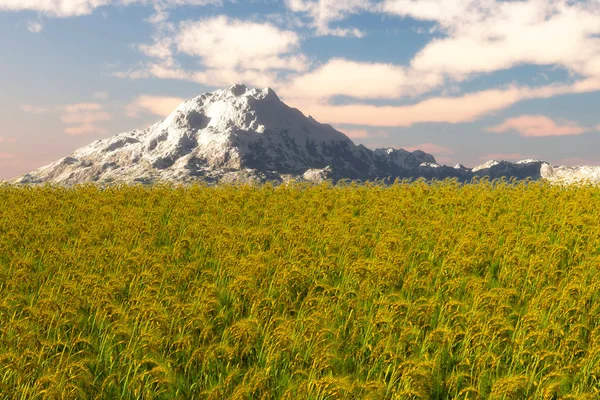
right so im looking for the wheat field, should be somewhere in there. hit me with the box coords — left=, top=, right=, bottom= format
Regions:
left=1, top=179, right=600, bottom=399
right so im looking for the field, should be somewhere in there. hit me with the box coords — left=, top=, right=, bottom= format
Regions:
left=1, top=179, right=600, bottom=399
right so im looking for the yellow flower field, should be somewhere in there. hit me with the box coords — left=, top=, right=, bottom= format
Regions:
left=1, top=179, right=599, bottom=399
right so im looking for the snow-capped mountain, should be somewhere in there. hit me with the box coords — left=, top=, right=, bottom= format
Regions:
left=11, top=84, right=432, bottom=185
left=10, top=84, right=600, bottom=185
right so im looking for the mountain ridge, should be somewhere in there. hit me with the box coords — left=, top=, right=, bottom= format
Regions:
left=8, top=84, right=600, bottom=186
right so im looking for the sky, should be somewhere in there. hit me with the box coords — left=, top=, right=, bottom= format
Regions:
left=1, top=0, right=600, bottom=179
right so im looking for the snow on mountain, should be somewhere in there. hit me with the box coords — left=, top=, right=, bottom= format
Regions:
left=11, top=84, right=436, bottom=185
left=8, top=84, right=600, bottom=186
left=541, top=164, right=600, bottom=185
left=515, top=159, right=543, bottom=165
left=373, top=148, right=435, bottom=170
left=472, top=160, right=502, bottom=172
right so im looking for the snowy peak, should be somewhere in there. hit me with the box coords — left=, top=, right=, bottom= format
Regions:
left=472, top=160, right=502, bottom=172
left=162, top=84, right=286, bottom=134
left=15, top=84, right=413, bottom=184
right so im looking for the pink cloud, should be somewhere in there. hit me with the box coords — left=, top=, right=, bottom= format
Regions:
left=60, top=111, right=111, bottom=124
left=20, top=105, right=52, bottom=114
left=284, top=85, right=524, bottom=127
left=20, top=101, right=111, bottom=137
left=63, top=103, right=103, bottom=113
left=402, top=142, right=454, bottom=155
left=64, top=124, right=109, bottom=136
left=61, top=103, right=111, bottom=136
left=486, top=115, right=587, bottom=137
left=341, top=128, right=389, bottom=139
left=0, top=137, right=16, bottom=144
left=0, top=152, right=15, bottom=159
left=21, top=103, right=106, bottom=115
left=283, top=79, right=600, bottom=128
left=342, top=128, right=369, bottom=138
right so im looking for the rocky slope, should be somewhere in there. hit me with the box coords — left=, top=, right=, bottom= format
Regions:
left=10, top=84, right=600, bottom=185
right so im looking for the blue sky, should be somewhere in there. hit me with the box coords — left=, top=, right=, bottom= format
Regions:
left=1, top=0, right=600, bottom=179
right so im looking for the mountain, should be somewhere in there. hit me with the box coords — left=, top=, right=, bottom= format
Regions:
left=11, top=84, right=432, bottom=185
left=10, top=84, right=600, bottom=186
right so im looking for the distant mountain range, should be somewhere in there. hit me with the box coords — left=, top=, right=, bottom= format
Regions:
left=10, top=84, right=600, bottom=185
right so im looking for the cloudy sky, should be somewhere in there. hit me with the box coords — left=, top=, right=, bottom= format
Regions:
left=2, top=0, right=600, bottom=179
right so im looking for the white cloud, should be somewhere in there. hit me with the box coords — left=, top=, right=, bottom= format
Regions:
left=146, top=10, right=169, bottom=24
left=118, top=60, right=600, bottom=129
left=138, top=37, right=174, bottom=60
left=27, top=19, right=43, bottom=32
left=125, top=95, right=184, bottom=118
left=273, top=0, right=600, bottom=124
left=117, top=60, right=279, bottom=89
left=119, top=52, right=284, bottom=87
left=152, top=0, right=221, bottom=9
left=263, top=12, right=307, bottom=30
left=280, top=58, right=443, bottom=100
left=285, top=0, right=375, bottom=37
left=486, top=115, right=588, bottom=136
left=175, top=16, right=307, bottom=72
left=380, top=0, right=488, bottom=25
left=126, top=15, right=306, bottom=88
left=93, top=91, right=109, bottom=100
left=0, top=0, right=220, bottom=17
left=146, top=62, right=189, bottom=80
left=0, top=0, right=112, bottom=17
left=114, top=69, right=150, bottom=80
left=191, top=68, right=277, bottom=88
left=382, top=0, right=600, bottom=82
left=107, top=0, right=600, bottom=130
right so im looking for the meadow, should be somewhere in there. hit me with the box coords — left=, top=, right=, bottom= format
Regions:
left=1, top=179, right=600, bottom=399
